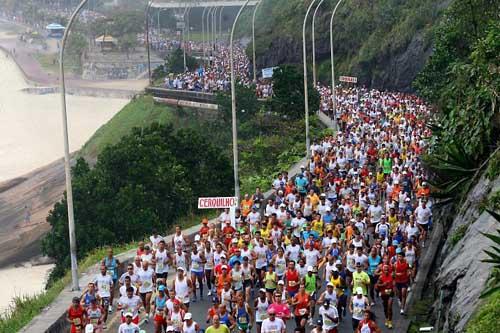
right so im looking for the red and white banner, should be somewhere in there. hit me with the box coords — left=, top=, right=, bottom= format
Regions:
left=198, top=197, right=238, bottom=209
left=339, top=76, right=358, bottom=84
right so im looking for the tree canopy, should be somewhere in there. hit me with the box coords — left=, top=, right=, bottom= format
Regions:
left=42, top=123, right=233, bottom=285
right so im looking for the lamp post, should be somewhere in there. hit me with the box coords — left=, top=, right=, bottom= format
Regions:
left=59, top=0, right=91, bottom=292
left=218, top=6, right=224, bottom=44
left=201, top=6, right=209, bottom=67
left=182, top=4, right=190, bottom=71
left=230, top=0, right=251, bottom=200
left=302, top=0, right=318, bottom=159
left=252, top=0, right=262, bottom=82
left=146, top=0, right=153, bottom=85
left=330, top=0, right=344, bottom=130
left=206, top=7, right=214, bottom=66
left=211, top=7, right=218, bottom=52
left=311, top=0, right=325, bottom=87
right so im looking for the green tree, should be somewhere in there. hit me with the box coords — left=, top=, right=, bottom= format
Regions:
left=271, top=64, right=320, bottom=120
left=166, top=48, right=198, bottom=73
left=216, top=84, right=259, bottom=125
left=42, top=123, right=232, bottom=285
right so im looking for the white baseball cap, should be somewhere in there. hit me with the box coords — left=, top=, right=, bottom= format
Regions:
left=307, top=265, right=314, bottom=272
left=124, top=312, right=133, bottom=318
left=184, top=313, right=193, bottom=320
left=166, top=326, right=175, bottom=332
left=356, top=287, right=363, bottom=295
left=194, top=235, right=201, bottom=241
left=278, top=280, right=285, bottom=285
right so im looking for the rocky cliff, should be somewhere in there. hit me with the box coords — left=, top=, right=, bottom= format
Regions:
left=424, top=172, right=500, bottom=332
left=251, top=0, right=451, bottom=92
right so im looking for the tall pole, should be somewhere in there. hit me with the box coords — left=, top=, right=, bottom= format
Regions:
left=218, top=6, right=224, bottom=44
left=201, top=6, right=208, bottom=68
left=212, top=7, right=218, bottom=51
left=330, top=0, right=344, bottom=130
left=311, top=0, right=325, bottom=87
left=303, top=0, right=318, bottom=159
left=59, top=0, right=90, bottom=293
left=146, top=1, right=153, bottom=85
left=252, top=1, right=262, bottom=82
left=230, top=0, right=251, bottom=200
left=182, top=4, right=189, bottom=72
left=206, top=7, right=214, bottom=66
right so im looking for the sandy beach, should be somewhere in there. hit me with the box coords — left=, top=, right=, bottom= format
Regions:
left=0, top=51, right=128, bottom=182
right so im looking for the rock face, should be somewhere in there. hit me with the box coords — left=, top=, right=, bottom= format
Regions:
left=430, top=174, right=500, bottom=332
left=256, top=31, right=433, bottom=92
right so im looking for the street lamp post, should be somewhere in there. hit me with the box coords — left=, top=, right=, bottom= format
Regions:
left=218, top=6, right=224, bottom=44
left=146, top=1, right=153, bottom=85
left=182, top=4, right=190, bottom=71
left=302, top=0, right=319, bottom=159
left=59, top=0, right=91, bottom=292
left=330, top=0, right=344, bottom=130
left=311, top=0, right=326, bottom=87
left=206, top=7, right=214, bottom=66
left=201, top=6, right=208, bottom=67
left=212, top=7, right=218, bottom=52
left=230, top=0, right=251, bottom=200
left=252, top=0, right=263, bottom=82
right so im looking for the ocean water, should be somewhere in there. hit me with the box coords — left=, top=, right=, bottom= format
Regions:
left=0, top=49, right=127, bottom=182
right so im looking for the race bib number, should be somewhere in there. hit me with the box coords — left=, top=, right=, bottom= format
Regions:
left=299, top=308, right=307, bottom=316
left=289, top=281, right=297, bottom=287
left=90, top=318, right=99, bottom=325
left=101, top=283, right=110, bottom=293
left=157, top=262, right=164, bottom=271
left=73, top=318, right=81, bottom=325
left=239, top=316, right=248, bottom=324
left=192, top=261, right=200, bottom=269
left=324, top=318, right=333, bottom=326
left=143, top=281, right=151, bottom=289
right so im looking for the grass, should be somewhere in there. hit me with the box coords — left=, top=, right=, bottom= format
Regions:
left=466, top=290, right=500, bottom=333
left=79, top=95, right=175, bottom=159
left=32, top=52, right=82, bottom=75
left=450, top=224, right=469, bottom=247
left=0, top=211, right=211, bottom=333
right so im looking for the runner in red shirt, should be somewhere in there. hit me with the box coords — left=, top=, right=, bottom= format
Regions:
left=356, top=310, right=382, bottom=333
left=376, top=264, right=395, bottom=329
left=285, top=261, right=300, bottom=298
left=292, top=284, right=311, bottom=331
left=67, top=297, right=86, bottom=333
left=200, top=218, right=210, bottom=236
left=394, top=252, right=411, bottom=315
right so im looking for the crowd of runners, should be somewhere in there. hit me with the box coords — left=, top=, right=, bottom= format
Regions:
left=67, top=83, right=433, bottom=333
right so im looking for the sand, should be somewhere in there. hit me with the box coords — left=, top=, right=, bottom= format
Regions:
left=0, top=52, right=128, bottom=182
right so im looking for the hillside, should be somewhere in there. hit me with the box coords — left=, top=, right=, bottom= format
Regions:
left=249, top=0, right=450, bottom=91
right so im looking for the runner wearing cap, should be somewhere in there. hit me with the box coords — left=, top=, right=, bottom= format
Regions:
left=255, top=289, right=269, bottom=333
left=183, top=312, right=200, bottom=333
left=167, top=298, right=186, bottom=333
left=350, top=287, right=370, bottom=331
left=117, top=312, right=140, bottom=333
left=151, top=285, right=168, bottom=333
left=303, top=265, right=320, bottom=324
left=394, top=251, right=411, bottom=314
left=173, top=266, right=193, bottom=309
left=319, top=299, right=339, bottom=333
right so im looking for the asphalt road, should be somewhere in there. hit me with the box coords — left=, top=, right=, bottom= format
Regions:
left=106, top=272, right=408, bottom=333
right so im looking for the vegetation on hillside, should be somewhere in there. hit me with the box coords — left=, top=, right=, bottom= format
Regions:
left=415, top=0, right=499, bottom=200
left=43, top=124, right=233, bottom=284
left=247, top=0, right=446, bottom=88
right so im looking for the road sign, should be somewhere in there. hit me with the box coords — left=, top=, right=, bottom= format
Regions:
left=261, top=67, right=277, bottom=79
left=339, top=75, right=358, bottom=83
left=198, top=197, right=238, bottom=209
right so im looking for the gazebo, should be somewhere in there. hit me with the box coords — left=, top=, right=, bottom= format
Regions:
left=46, top=23, right=65, bottom=37
left=95, top=35, right=117, bottom=51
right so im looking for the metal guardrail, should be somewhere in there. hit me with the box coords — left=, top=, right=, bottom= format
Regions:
left=146, top=87, right=217, bottom=104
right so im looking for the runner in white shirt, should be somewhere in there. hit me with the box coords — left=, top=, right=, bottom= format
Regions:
left=93, top=265, right=113, bottom=324
left=154, top=240, right=170, bottom=280
left=261, top=309, right=286, bottom=333
left=319, top=299, right=339, bottom=331
left=149, top=230, right=164, bottom=250
left=117, top=312, right=140, bottom=333
left=136, top=261, right=154, bottom=322
left=117, top=287, right=142, bottom=324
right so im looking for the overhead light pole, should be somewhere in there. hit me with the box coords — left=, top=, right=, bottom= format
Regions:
left=230, top=0, right=251, bottom=200
left=252, top=0, right=263, bottom=82
left=218, top=6, right=224, bottom=44
left=302, top=0, right=319, bottom=159
left=201, top=6, right=209, bottom=67
left=205, top=7, right=214, bottom=66
left=146, top=0, right=154, bottom=85
left=330, top=0, right=344, bottom=130
left=182, top=3, right=190, bottom=71
left=311, top=0, right=326, bottom=87
left=59, top=0, right=92, bottom=293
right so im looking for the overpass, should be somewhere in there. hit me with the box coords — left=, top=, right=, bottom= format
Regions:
left=151, top=0, right=259, bottom=9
